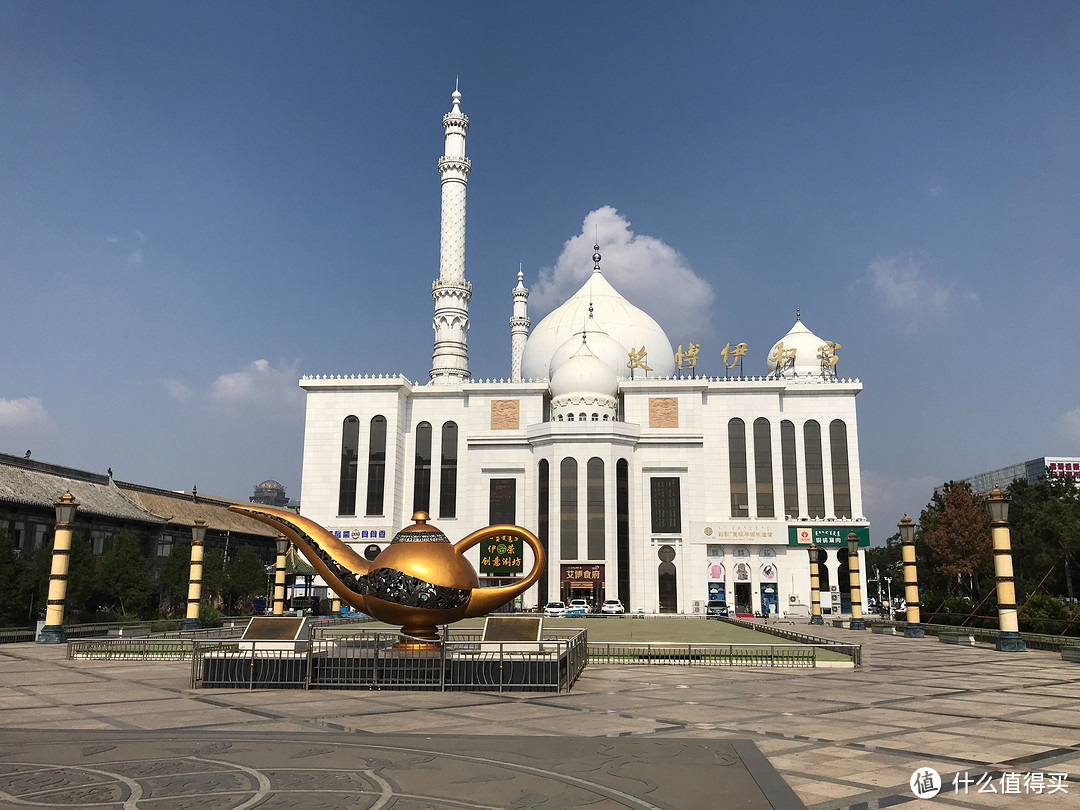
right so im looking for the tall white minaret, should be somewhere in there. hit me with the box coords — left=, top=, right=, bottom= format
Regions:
left=430, top=84, right=472, bottom=384
left=510, top=266, right=530, bottom=381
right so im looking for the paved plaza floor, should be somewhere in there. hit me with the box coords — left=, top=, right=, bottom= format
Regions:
left=1, top=624, right=1078, bottom=809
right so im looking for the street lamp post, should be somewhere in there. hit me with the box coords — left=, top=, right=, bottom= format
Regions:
left=808, top=544, right=824, bottom=625
left=986, top=487, right=1026, bottom=652
left=846, top=532, right=866, bottom=630
left=898, top=514, right=924, bottom=637
left=884, top=577, right=893, bottom=617
left=183, top=518, right=206, bottom=630
left=273, top=534, right=288, bottom=616
left=38, top=492, right=79, bottom=644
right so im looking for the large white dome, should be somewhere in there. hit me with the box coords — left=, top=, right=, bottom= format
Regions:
left=521, top=252, right=675, bottom=380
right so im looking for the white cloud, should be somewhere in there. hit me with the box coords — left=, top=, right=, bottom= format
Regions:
left=210, top=359, right=304, bottom=413
left=532, top=206, right=716, bottom=340
left=0, top=396, right=50, bottom=428
left=126, top=247, right=144, bottom=267
left=863, top=255, right=973, bottom=327
left=162, top=379, right=193, bottom=401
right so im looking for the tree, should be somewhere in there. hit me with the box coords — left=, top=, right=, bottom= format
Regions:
left=865, top=532, right=903, bottom=606
left=920, top=482, right=992, bottom=597
left=227, top=546, right=270, bottom=611
left=155, top=541, right=191, bottom=616
left=201, top=548, right=227, bottom=606
left=1009, top=474, right=1080, bottom=606
left=99, top=532, right=152, bottom=619
left=0, top=529, right=28, bottom=626
left=23, top=532, right=101, bottom=624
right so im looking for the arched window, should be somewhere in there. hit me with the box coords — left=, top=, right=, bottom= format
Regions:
left=804, top=420, right=825, bottom=518
left=538, top=460, right=550, bottom=602
left=579, top=412, right=586, bottom=422
left=754, top=417, right=774, bottom=518
left=338, top=416, right=359, bottom=516
left=728, top=418, right=749, bottom=518
left=603, top=414, right=609, bottom=421
left=560, top=458, right=578, bottom=559
left=567, top=413, right=574, bottom=422
left=830, top=419, right=852, bottom=518
left=591, top=413, right=599, bottom=422
left=365, top=416, right=387, bottom=516
left=413, top=422, right=432, bottom=514
left=587, top=457, right=604, bottom=559
left=616, top=459, right=630, bottom=608
left=781, top=420, right=799, bottom=518
left=439, top=421, right=458, bottom=518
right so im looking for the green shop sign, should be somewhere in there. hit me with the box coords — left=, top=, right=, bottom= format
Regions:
left=480, top=534, right=525, bottom=575
left=788, top=526, right=870, bottom=547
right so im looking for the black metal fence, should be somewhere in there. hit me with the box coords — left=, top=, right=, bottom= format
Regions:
left=191, top=628, right=588, bottom=692
left=587, top=642, right=818, bottom=667
left=722, top=617, right=863, bottom=667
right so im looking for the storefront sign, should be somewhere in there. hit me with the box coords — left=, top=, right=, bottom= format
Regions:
left=561, top=563, right=604, bottom=583
left=788, top=526, right=870, bottom=547
left=480, top=534, right=524, bottom=575
left=698, top=522, right=780, bottom=542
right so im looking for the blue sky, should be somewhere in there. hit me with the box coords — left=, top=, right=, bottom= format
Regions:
left=2, top=3, right=1078, bottom=540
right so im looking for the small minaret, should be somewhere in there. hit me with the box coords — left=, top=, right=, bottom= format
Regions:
left=510, top=266, right=530, bottom=381
left=430, top=83, right=472, bottom=384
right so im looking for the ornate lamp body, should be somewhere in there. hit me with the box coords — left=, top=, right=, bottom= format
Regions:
left=229, top=505, right=545, bottom=641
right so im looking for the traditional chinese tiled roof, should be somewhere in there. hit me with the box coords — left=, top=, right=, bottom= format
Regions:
left=115, top=482, right=281, bottom=539
left=0, top=453, right=166, bottom=524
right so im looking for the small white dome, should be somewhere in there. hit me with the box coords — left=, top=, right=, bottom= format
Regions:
left=548, top=319, right=628, bottom=380
left=550, top=340, right=619, bottom=399
left=521, top=254, right=674, bottom=380
left=767, top=317, right=837, bottom=378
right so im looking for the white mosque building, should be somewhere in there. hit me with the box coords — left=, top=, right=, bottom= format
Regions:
left=298, top=88, right=870, bottom=617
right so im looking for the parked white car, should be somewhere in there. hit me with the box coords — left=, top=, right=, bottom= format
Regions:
left=544, top=601, right=568, bottom=618
left=600, top=599, right=625, bottom=615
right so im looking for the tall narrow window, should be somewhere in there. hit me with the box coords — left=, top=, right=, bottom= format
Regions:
left=560, top=458, right=578, bottom=559
left=616, top=459, right=630, bottom=608
left=365, top=415, right=387, bottom=516
left=413, top=422, right=432, bottom=514
left=781, top=420, right=799, bottom=518
left=439, top=421, right=458, bottom=518
left=830, top=419, right=852, bottom=519
left=650, top=477, right=681, bottom=533
left=728, top=418, right=749, bottom=518
left=587, top=458, right=605, bottom=560
left=489, top=478, right=516, bottom=524
left=754, top=417, right=774, bottom=518
left=338, top=416, right=360, bottom=516
left=804, top=420, right=825, bottom=518
left=538, top=460, right=550, bottom=601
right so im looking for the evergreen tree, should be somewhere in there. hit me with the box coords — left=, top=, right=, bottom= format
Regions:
left=155, top=541, right=191, bottom=615
left=99, top=532, right=152, bottom=619
left=201, top=547, right=227, bottom=606
left=227, top=545, right=271, bottom=611
left=0, top=529, right=28, bottom=626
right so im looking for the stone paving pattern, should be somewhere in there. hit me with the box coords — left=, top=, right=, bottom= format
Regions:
left=1, top=623, right=1078, bottom=809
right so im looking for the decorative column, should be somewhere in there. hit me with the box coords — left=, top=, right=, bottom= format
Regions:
left=273, top=534, right=287, bottom=616
left=898, top=514, right=924, bottom=637
left=37, top=492, right=79, bottom=644
left=846, top=532, right=866, bottom=630
left=986, top=487, right=1026, bottom=652
left=183, top=518, right=206, bottom=630
left=808, top=545, right=823, bottom=625
left=430, top=84, right=473, bottom=384
left=510, top=267, right=530, bottom=382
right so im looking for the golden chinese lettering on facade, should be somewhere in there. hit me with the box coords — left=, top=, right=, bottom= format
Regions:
left=490, top=399, right=520, bottom=430
left=818, top=341, right=840, bottom=367
left=649, top=397, right=679, bottom=428
left=674, top=343, right=700, bottom=370
left=769, top=342, right=797, bottom=367
left=627, top=346, right=652, bottom=372
left=721, top=342, right=748, bottom=369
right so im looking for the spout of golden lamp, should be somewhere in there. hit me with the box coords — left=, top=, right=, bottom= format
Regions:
left=455, top=524, right=546, bottom=618
left=227, top=504, right=374, bottom=609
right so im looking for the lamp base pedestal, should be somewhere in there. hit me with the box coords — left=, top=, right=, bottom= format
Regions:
left=181, top=618, right=202, bottom=631
left=904, top=623, right=925, bottom=638
left=849, top=617, right=867, bottom=630
left=995, top=631, right=1027, bottom=652
left=37, top=625, right=67, bottom=644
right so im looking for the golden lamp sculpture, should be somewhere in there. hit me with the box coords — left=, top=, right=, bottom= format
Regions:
left=229, top=505, right=545, bottom=641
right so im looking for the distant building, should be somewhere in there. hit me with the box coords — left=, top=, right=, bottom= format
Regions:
left=959, top=457, right=1080, bottom=496
left=0, top=452, right=279, bottom=565
left=251, top=479, right=289, bottom=508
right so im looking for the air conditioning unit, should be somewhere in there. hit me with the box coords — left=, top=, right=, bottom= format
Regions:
left=831, top=585, right=839, bottom=592
left=692, top=600, right=702, bottom=614
left=789, top=594, right=798, bottom=603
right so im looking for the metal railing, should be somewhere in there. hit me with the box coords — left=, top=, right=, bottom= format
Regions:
left=68, top=638, right=195, bottom=660
left=872, top=619, right=1080, bottom=653
left=722, top=617, right=863, bottom=667
left=587, top=642, right=818, bottom=667
left=191, top=628, right=588, bottom=692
